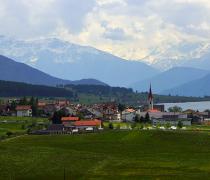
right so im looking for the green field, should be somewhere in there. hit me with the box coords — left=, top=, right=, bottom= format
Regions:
left=1, top=130, right=210, bottom=179
left=0, top=116, right=48, bottom=137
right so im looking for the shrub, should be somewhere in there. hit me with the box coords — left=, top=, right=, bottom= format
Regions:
left=177, top=121, right=183, bottom=129
left=131, top=123, right=137, bottom=129
left=109, top=122, right=114, bottom=129
left=165, top=123, right=171, bottom=129
left=21, top=124, right=26, bottom=129
left=6, top=131, right=13, bottom=137
left=140, top=124, right=144, bottom=129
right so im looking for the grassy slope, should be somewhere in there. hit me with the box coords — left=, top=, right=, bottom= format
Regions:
left=1, top=130, right=210, bottom=179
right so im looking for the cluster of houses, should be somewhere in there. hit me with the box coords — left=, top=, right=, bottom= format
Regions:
left=1, top=85, right=210, bottom=133
left=35, top=117, right=102, bottom=134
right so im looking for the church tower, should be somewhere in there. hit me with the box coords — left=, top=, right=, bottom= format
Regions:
left=148, top=84, right=153, bottom=110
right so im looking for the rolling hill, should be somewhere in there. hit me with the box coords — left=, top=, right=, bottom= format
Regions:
left=0, top=55, right=107, bottom=86
left=130, top=67, right=210, bottom=93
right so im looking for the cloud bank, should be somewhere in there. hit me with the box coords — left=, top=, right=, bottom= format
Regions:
left=0, top=0, right=210, bottom=62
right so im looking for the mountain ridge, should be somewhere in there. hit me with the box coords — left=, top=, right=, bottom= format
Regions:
left=0, top=36, right=159, bottom=87
left=162, top=73, right=210, bottom=97
left=0, top=55, right=107, bottom=86
left=130, top=67, right=210, bottom=93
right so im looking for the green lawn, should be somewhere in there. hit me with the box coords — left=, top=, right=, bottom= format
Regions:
left=1, top=130, right=210, bottom=179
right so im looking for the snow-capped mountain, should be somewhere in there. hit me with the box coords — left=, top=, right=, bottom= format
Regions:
left=0, top=35, right=159, bottom=87
left=0, top=35, right=100, bottom=66
left=142, top=41, right=210, bottom=71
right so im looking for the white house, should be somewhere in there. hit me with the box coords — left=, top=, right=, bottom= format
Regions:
left=88, top=108, right=103, bottom=118
left=121, top=109, right=136, bottom=122
left=140, top=112, right=188, bottom=119
left=152, top=118, right=191, bottom=126
left=16, top=105, right=32, bottom=117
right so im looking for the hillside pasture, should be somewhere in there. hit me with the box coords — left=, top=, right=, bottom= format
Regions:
left=1, top=130, right=210, bottom=179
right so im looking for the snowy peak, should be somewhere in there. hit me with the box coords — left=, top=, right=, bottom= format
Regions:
left=0, top=36, right=159, bottom=87
left=142, top=41, right=210, bottom=70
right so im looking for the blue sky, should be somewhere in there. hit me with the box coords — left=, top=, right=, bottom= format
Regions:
left=0, top=0, right=210, bottom=61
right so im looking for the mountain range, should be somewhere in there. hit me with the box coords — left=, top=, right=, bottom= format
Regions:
left=0, top=55, right=107, bottom=86
left=0, top=36, right=159, bottom=87
left=1, top=35, right=210, bottom=97
left=162, top=73, right=210, bottom=97
left=142, top=42, right=210, bottom=71
left=130, top=67, right=210, bottom=94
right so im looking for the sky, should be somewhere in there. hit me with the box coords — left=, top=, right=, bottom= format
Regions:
left=0, top=0, right=210, bottom=61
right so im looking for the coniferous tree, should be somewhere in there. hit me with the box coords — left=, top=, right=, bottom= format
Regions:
left=145, top=112, right=150, bottom=123
left=140, top=116, right=145, bottom=123
left=10, top=101, right=17, bottom=111
left=52, top=108, right=69, bottom=124
left=134, top=114, right=140, bottom=123
left=177, top=121, right=183, bottom=129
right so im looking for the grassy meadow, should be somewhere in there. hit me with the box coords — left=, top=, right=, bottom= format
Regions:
left=0, top=116, right=49, bottom=137
left=1, top=130, right=210, bottom=179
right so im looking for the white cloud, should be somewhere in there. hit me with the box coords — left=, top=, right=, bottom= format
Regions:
left=0, top=0, right=210, bottom=62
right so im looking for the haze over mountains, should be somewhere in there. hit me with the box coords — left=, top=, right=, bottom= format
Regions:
left=1, top=35, right=210, bottom=97
left=162, top=73, right=210, bottom=97
left=0, top=36, right=159, bottom=87
left=0, top=55, right=106, bottom=86
left=131, top=67, right=210, bottom=94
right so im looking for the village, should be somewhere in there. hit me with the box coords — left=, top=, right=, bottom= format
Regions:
left=0, top=85, right=210, bottom=135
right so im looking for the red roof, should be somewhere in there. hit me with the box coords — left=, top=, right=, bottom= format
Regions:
left=148, top=109, right=160, bottom=113
left=16, top=105, right=32, bottom=111
left=74, top=120, right=101, bottom=126
left=126, top=108, right=135, bottom=113
left=61, top=117, right=80, bottom=121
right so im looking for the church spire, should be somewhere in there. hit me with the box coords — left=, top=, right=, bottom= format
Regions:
left=148, top=83, right=153, bottom=110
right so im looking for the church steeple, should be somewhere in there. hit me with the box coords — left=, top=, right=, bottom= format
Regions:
left=148, top=84, right=153, bottom=110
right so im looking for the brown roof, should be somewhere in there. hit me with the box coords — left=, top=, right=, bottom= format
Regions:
left=16, top=105, right=32, bottom=111
left=38, top=102, right=46, bottom=107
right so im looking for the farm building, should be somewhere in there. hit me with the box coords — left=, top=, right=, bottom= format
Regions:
left=16, top=105, right=32, bottom=117
left=74, top=119, right=102, bottom=130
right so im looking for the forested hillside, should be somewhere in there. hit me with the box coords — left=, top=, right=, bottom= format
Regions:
left=1, top=80, right=210, bottom=105
left=0, top=80, right=73, bottom=97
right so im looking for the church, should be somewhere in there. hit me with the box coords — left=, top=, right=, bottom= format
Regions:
left=139, top=85, right=191, bottom=126
left=140, top=84, right=165, bottom=112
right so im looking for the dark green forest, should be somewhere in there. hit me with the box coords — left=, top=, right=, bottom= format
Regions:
left=1, top=80, right=210, bottom=105
left=0, top=80, right=73, bottom=97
